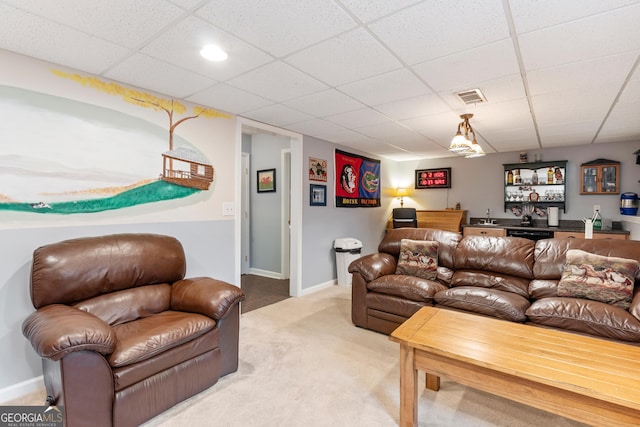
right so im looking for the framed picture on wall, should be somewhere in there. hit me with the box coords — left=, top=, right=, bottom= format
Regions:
left=257, top=168, right=276, bottom=193
left=310, top=184, right=326, bottom=206
left=309, top=157, right=328, bottom=182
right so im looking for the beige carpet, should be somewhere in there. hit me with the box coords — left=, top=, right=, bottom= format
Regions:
left=10, top=286, right=587, bottom=426
left=142, top=286, right=585, bottom=427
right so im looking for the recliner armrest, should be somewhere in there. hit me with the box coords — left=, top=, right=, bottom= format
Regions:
left=348, top=253, right=397, bottom=283
left=22, top=304, right=116, bottom=361
left=171, top=277, right=245, bottom=320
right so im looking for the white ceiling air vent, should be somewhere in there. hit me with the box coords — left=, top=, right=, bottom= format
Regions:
left=455, top=88, right=487, bottom=105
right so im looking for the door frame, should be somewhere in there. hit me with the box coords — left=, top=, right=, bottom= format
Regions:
left=240, top=152, right=250, bottom=275
left=236, top=118, right=303, bottom=297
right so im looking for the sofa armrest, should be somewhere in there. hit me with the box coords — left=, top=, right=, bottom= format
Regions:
left=629, top=291, right=640, bottom=322
left=22, top=304, right=116, bottom=361
left=348, top=253, right=397, bottom=283
left=171, top=277, right=245, bottom=320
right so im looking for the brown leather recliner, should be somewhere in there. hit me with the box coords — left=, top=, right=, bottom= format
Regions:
left=22, top=233, right=245, bottom=427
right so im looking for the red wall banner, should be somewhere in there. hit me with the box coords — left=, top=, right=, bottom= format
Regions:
left=335, top=149, right=380, bottom=207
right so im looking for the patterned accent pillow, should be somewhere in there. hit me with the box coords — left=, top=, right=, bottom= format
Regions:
left=395, top=239, right=438, bottom=280
left=557, top=249, right=638, bottom=309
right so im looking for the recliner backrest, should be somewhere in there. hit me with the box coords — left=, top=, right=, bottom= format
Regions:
left=30, top=233, right=186, bottom=309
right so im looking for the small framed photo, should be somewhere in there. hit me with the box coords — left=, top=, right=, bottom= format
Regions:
left=310, top=184, right=326, bottom=206
left=257, top=168, right=276, bottom=193
left=308, top=157, right=328, bottom=182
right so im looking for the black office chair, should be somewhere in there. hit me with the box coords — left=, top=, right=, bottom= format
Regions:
left=392, top=208, right=418, bottom=228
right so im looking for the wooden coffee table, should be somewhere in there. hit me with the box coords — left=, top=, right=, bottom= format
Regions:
left=389, top=306, right=640, bottom=427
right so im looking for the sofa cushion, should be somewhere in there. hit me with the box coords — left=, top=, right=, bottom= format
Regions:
left=454, top=236, right=534, bottom=279
left=557, top=250, right=638, bottom=309
left=450, top=270, right=530, bottom=298
left=526, top=297, right=640, bottom=342
left=109, top=311, right=215, bottom=368
left=368, top=275, right=447, bottom=303
left=395, top=239, right=438, bottom=280
left=435, top=287, right=530, bottom=322
left=528, top=279, right=559, bottom=300
left=378, top=228, right=461, bottom=269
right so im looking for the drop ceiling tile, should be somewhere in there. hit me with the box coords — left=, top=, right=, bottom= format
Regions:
left=195, top=0, right=356, bottom=57
left=226, top=61, right=328, bottom=102
left=479, top=126, right=539, bottom=148
left=283, top=89, right=365, bottom=118
left=538, top=122, right=600, bottom=146
left=105, top=53, right=217, bottom=98
left=324, top=108, right=391, bottom=128
left=354, top=121, right=425, bottom=141
left=413, top=39, right=520, bottom=92
left=464, top=98, right=536, bottom=131
left=509, top=0, right=640, bottom=34
left=374, top=93, right=450, bottom=121
left=338, top=68, right=430, bottom=106
left=339, top=0, right=423, bottom=23
left=519, top=4, right=640, bottom=71
left=286, top=28, right=403, bottom=87
left=531, top=90, right=613, bottom=124
left=286, top=119, right=347, bottom=140
left=4, top=0, right=185, bottom=48
left=168, top=0, right=202, bottom=10
left=401, top=112, right=461, bottom=146
left=465, top=74, right=526, bottom=105
left=141, top=16, right=274, bottom=82
left=186, top=83, right=273, bottom=114
left=597, top=106, right=640, bottom=142
left=242, top=104, right=314, bottom=127
left=527, top=52, right=638, bottom=96
left=0, top=3, right=130, bottom=75
left=386, top=148, right=451, bottom=161
left=328, top=129, right=380, bottom=144
left=369, top=0, right=509, bottom=65
left=611, top=65, right=640, bottom=105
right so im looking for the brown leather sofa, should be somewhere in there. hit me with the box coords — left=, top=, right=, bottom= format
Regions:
left=22, top=233, right=245, bottom=427
left=349, top=228, right=640, bottom=344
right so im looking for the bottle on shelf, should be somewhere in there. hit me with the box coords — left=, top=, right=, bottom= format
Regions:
left=514, top=169, right=522, bottom=184
left=547, top=167, right=554, bottom=184
left=531, top=169, right=538, bottom=185
left=507, top=170, right=513, bottom=185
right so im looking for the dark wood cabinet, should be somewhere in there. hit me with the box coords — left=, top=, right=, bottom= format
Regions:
left=503, top=160, right=568, bottom=213
left=580, top=159, right=620, bottom=194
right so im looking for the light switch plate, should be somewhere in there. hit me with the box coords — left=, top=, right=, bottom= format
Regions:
left=223, top=202, right=235, bottom=216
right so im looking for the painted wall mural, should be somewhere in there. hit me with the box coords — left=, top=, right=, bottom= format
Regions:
left=0, top=72, right=230, bottom=215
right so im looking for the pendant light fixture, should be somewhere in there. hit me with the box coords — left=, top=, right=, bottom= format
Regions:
left=448, top=113, right=485, bottom=158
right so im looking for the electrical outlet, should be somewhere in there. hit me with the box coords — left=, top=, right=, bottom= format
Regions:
left=593, top=204, right=600, bottom=213
left=222, top=202, right=235, bottom=216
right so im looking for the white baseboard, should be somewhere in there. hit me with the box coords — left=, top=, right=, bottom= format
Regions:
left=0, top=376, right=44, bottom=404
left=300, top=279, right=337, bottom=296
left=248, top=268, right=284, bottom=280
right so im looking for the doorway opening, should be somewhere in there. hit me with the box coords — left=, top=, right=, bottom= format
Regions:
left=237, top=118, right=302, bottom=298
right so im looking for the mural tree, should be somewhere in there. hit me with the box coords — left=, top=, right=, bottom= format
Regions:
left=52, top=69, right=230, bottom=152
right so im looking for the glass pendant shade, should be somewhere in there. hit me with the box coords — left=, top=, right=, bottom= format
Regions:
left=449, top=132, right=472, bottom=153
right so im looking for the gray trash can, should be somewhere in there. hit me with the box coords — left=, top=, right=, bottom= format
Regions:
left=334, top=238, right=363, bottom=287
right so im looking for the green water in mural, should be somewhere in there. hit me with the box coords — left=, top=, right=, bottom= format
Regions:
left=0, top=180, right=199, bottom=214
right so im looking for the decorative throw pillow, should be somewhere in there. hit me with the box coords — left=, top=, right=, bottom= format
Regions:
left=395, top=239, right=438, bottom=280
left=557, top=249, right=638, bottom=309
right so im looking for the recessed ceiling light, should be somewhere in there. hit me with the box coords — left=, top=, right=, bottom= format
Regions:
left=200, top=44, right=228, bottom=62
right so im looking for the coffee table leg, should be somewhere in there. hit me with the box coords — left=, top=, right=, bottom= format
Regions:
left=399, top=343, right=418, bottom=427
